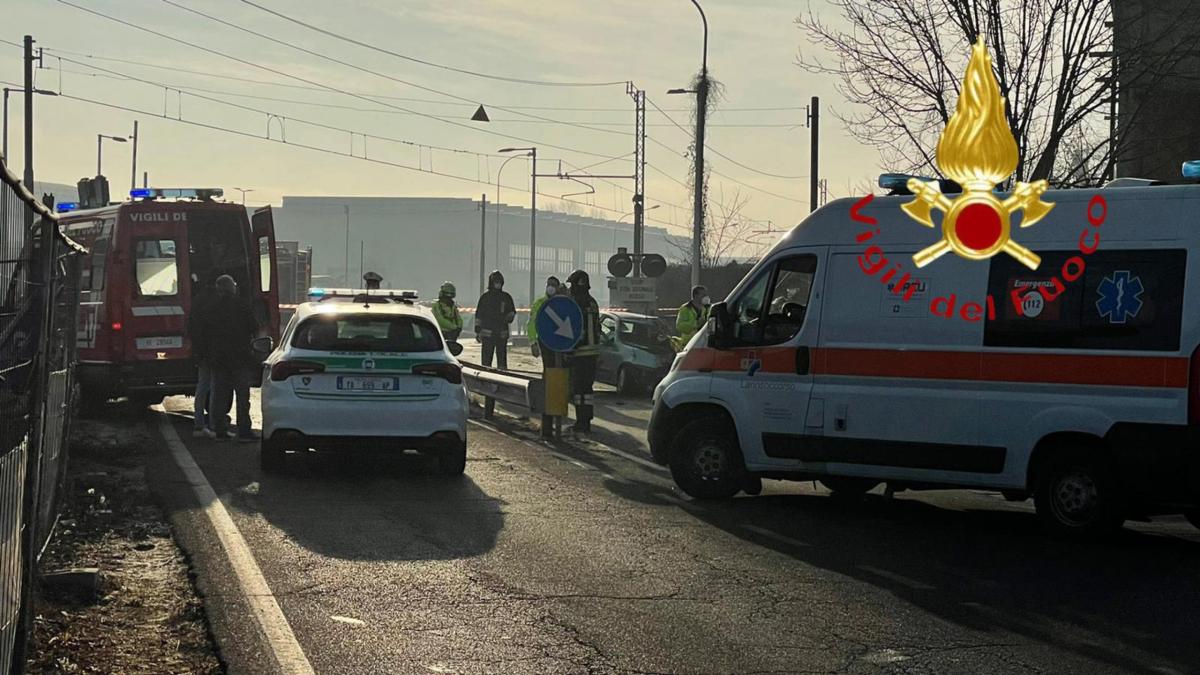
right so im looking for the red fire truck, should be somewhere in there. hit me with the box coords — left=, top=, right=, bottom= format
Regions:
left=57, top=188, right=280, bottom=405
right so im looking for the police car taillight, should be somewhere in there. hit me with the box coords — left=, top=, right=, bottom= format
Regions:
left=412, top=362, right=462, bottom=385
left=271, top=359, right=326, bottom=382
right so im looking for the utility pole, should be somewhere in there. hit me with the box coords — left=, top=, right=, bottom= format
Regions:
left=808, top=96, right=819, bottom=213
left=628, top=83, right=647, bottom=277
left=692, top=68, right=708, bottom=287
left=343, top=204, right=350, bottom=287
left=530, top=149, right=537, bottom=306
left=23, top=35, right=35, bottom=198
left=479, top=193, right=487, bottom=293
left=130, top=120, right=138, bottom=191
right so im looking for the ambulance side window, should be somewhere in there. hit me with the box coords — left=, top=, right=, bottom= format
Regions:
left=731, top=254, right=817, bottom=346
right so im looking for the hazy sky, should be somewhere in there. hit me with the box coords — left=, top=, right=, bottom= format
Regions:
left=4, top=0, right=880, bottom=249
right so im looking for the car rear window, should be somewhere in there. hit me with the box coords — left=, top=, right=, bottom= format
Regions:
left=291, top=314, right=443, bottom=352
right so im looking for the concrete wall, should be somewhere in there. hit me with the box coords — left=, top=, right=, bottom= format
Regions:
left=271, top=195, right=683, bottom=307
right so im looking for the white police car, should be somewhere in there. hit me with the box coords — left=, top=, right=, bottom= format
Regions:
left=259, top=288, right=468, bottom=474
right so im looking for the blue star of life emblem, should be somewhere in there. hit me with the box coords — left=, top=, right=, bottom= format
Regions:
left=1095, top=270, right=1144, bottom=324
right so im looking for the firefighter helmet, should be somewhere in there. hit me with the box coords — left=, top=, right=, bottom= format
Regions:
left=566, top=269, right=590, bottom=290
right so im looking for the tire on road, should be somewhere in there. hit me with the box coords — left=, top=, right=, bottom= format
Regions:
left=668, top=417, right=745, bottom=500
left=437, top=442, right=468, bottom=476
left=819, top=476, right=880, bottom=497
left=260, top=436, right=286, bottom=473
left=1033, top=448, right=1124, bottom=538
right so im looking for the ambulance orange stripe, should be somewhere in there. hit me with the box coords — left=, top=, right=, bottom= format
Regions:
left=680, top=346, right=1189, bottom=388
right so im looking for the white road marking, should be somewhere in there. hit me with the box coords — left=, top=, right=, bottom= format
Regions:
left=330, top=615, right=365, bottom=626
left=156, top=412, right=315, bottom=675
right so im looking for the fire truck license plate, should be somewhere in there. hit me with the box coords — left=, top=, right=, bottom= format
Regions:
left=135, top=336, right=183, bottom=350
left=337, top=376, right=399, bottom=391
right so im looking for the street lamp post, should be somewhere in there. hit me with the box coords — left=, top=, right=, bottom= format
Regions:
left=96, top=133, right=127, bottom=176
left=499, top=147, right=537, bottom=306
left=233, top=187, right=254, bottom=205
left=668, top=0, right=709, bottom=289
left=2, top=87, right=56, bottom=160
left=495, top=153, right=528, bottom=276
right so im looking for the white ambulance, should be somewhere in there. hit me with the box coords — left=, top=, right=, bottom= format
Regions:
left=649, top=174, right=1200, bottom=536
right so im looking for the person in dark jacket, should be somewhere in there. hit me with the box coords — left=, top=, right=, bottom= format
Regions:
left=565, top=269, right=601, bottom=432
left=474, top=270, right=516, bottom=369
left=187, top=276, right=217, bottom=437
left=202, top=274, right=259, bottom=442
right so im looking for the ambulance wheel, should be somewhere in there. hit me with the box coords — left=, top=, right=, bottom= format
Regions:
left=1034, top=450, right=1124, bottom=538
left=260, top=437, right=286, bottom=473
left=669, top=418, right=744, bottom=500
left=1185, top=510, right=1200, bottom=532
left=437, top=443, right=467, bottom=476
left=819, top=476, right=880, bottom=497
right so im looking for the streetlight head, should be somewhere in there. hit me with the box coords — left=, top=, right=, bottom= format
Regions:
left=111, top=136, right=127, bottom=142
left=667, top=88, right=694, bottom=95
left=34, top=89, right=57, bottom=96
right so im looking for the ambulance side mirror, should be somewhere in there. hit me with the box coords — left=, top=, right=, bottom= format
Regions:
left=708, top=302, right=733, bottom=350
left=447, top=341, right=464, bottom=357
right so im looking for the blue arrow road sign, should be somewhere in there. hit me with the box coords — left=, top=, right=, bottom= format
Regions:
left=535, top=295, right=584, bottom=353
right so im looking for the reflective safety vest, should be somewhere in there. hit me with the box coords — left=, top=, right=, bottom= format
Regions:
left=676, top=302, right=708, bottom=344
left=432, top=299, right=463, bottom=333
left=528, top=294, right=548, bottom=342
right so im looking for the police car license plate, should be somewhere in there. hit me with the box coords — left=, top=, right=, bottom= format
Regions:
left=337, top=376, right=399, bottom=391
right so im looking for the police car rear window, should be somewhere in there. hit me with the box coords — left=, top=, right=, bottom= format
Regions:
left=292, top=315, right=443, bottom=352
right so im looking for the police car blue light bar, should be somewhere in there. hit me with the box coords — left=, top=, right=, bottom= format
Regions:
left=1182, top=160, right=1200, bottom=179
left=55, top=202, right=78, bottom=213
left=129, top=187, right=224, bottom=200
left=307, top=288, right=419, bottom=302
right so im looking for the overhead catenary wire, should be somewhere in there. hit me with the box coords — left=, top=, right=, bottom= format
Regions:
left=15, top=41, right=803, bottom=114
left=30, top=87, right=714, bottom=238
left=646, top=97, right=809, bottom=182
left=53, top=1, right=623, bottom=160
left=237, top=0, right=626, bottom=88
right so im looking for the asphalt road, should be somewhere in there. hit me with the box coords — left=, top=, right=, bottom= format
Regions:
left=142, top=380, right=1200, bottom=675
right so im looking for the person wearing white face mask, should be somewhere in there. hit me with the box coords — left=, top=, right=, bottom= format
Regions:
left=475, top=270, right=516, bottom=368
left=675, top=285, right=711, bottom=349
left=527, top=275, right=564, bottom=363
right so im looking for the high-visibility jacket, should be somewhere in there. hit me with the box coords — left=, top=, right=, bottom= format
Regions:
left=432, top=299, right=462, bottom=334
left=676, top=301, right=709, bottom=344
left=528, top=294, right=548, bottom=342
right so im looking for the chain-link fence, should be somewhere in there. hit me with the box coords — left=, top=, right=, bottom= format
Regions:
left=0, top=154, right=84, bottom=675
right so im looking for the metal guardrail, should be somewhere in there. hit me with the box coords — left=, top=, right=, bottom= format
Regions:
left=460, top=362, right=544, bottom=419
left=0, top=154, right=84, bottom=675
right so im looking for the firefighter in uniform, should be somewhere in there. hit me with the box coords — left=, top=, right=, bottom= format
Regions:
left=565, top=269, right=601, bottom=432
left=673, top=284, right=711, bottom=350
left=432, top=281, right=463, bottom=342
left=475, top=270, right=516, bottom=369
